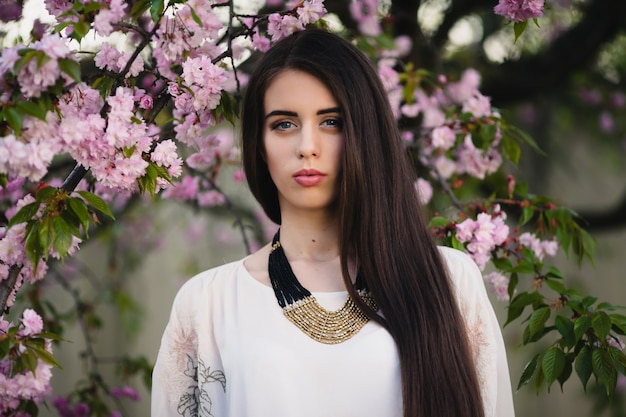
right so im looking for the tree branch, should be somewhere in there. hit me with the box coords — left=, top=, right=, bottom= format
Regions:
left=576, top=189, right=626, bottom=233
left=482, top=0, right=626, bottom=105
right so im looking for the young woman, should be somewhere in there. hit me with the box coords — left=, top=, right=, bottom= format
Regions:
left=152, top=29, right=515, bottom=417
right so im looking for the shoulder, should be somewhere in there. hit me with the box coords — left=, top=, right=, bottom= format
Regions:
left=437, top=245, right=482, bottom=280
left=173, top=258, right=245, bottom=307
left=437, top=246, right=486, bottom=300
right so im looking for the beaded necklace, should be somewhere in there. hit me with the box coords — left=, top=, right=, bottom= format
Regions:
left=268, top=229, right=377, bottom=344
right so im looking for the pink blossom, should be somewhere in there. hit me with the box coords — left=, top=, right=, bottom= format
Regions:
left=599, top=111, right=614, bottom=134
left=20, top=308, right=44, bottom=335
left=94, top=0, right=127, bottom=36
left=152, top=140, right=179, bottom=167
left=162, top=176, right=199, bottom=200
left=462, top=93, right=492, bottom=118
left=446, top=69, right=481, bottom=104
left=414, top=178, right=433, bottom=205
left=455, top=212, right=510, bottom=270
left=118, top=51, right=144, bottom=78
left=251, top=29, right=271, bottom=52
left=297, top=0, right=327, bottom=25
left=494, top=0, right=545, bottom=22
left=94, top=43, right=122, bottom=72
left=378, top=62, right=400, bottom=92
left=456, top=135, right=502, bottom=179
left=139, top=94, right=153, bottom=110
left=350, top=0, right=382, bottom=36
left=110, top=385, right=140, bottom=401
left=197, top=190, right=225, bottom=207
left=519, top=232, right=558, bottom=260
left=233, top=170, right=246, bottom=183
left=18, top=57, right=61, bottom=98
left=431, top=126, right=456, bottom=150
left=484, top=271, right=510, bottom=301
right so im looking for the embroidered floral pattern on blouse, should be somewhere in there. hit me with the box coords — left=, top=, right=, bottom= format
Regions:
left=177, top=356, right=227, bottom=417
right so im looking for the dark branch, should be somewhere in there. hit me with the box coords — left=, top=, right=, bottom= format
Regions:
left=577, top=189, right=626, bottom=233
left=482, top=0, right=626, bottom=105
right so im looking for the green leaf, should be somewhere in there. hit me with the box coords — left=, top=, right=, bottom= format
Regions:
left=8, top=202, right=39, bottom=227
left=542, top=347, right=565, bottom=389
left=520, top=206, right=534, bottom=226
left=52, top=216, right=74, bottom=257
left=58, top=58, right=81, bottom=82
left=450, top=234, right=464, bottom=251
left=508, top=272, right=519, bottom=300
left=428, top=216, right=450, bottom=228
left=5, top=106, right=23, bottom=135
left=582, top=296, right=597, bottom=310
left=150, top=0, right=164, bottom=22
left=555, top=315, right=576, bottom=348
left=592, top=311, right=612, bottom=341
left=574, top=315, right=592, bottom=342
left=500, top=136, right=521, bottom=166
left=506, top=291, right=544, bottom=326
left=545, top=279, right=566, bottom=294
left=546, top=266, right=564, bottom=279
left=557, top=358, right=572, bottom=391
left=24, top=222, right=43, bottom=272
left=76, top=191, right=115, bottom=220
left=528, top=306, right=551, bottom=340
left=130, top=0, right=150, bottom=18
left=37, top=216, right=54, bottom=259
left=36, top=186, right=58, bottom=202
left=188, top=5, right=202, bottom=26
left=592, top=347, right=617, bottom=397
left=22, top=349, right=39, bottom=374
left=610, top=314, right=626, bottom=335
left=517, top=353, right=540, bottom=390
left=70, top=21, right=90, bottom=40
left=510, top=259, right=535, bottom=274
left=68, top=197, right=91, bottom=237
left=513, top=21, right=528, bottom=42
left=31, top=346, right=63, bottom=369
left=92, top=75, right=116, bottom=99
left=15, top=100, right=49, bottom=120
left=491, top=257, right=513, bottom=272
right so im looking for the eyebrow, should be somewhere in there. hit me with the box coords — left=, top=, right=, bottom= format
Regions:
left=264, top=107, right=342, bottom=120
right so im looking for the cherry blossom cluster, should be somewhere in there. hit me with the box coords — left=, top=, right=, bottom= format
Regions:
left=381, top=64, right=504, bottom=181
left=0, top=309, right=53, bottom=413
left=0, top=196, right=50, bottom=308
left=350, top=0, right=382, bottom=36
left=494, top=0, right=545, bottom=22
left=455, top=207, right=510, bottom=271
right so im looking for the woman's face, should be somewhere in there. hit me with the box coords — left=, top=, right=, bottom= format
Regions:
left=263, top=69, right=344, bottom=218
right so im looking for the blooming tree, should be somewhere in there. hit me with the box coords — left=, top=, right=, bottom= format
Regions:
left=0, top=0, right=625, bottom=415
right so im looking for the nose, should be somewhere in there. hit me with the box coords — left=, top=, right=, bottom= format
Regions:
left=296, top=124, right=319, bottom=159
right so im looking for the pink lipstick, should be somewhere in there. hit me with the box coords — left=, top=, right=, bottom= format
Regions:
left=293, top=169, right=326, bottom=186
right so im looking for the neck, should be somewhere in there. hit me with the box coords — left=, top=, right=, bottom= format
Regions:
left=277, top=211, right=340, bottom=262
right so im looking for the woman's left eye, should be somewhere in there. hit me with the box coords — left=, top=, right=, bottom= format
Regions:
left=322, top=118, right=343, bottom=129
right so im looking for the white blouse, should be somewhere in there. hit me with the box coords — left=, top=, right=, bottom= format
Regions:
left=151, top=246, right=515, bottom=417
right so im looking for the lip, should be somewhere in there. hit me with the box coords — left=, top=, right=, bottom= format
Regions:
left=293, top=169, right=326, bottom=186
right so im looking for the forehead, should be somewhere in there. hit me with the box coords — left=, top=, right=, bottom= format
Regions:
left=264, top=69, right=338, bottom=110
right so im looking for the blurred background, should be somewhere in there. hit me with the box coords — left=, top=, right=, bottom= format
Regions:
left=2, top=0, right=626, bottom=415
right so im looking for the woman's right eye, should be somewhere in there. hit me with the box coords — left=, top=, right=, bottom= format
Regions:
left=272, top=121, right=295, bottom=131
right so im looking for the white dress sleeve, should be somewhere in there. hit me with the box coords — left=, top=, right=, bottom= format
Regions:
left=439, top=247, right=516, bottom=417
left=151, top=273, right=227, bottom=417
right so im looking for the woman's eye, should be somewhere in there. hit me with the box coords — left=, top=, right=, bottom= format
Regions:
left=272, top=121, right=295, bottom=131
left=322, top=118, right=343, bottom=129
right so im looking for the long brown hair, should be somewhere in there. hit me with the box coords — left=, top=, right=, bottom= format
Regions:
left=242, top=29, right=484, bottom=417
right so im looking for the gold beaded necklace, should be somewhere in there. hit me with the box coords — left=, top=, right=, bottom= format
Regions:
left=268, top=230, right=378, bottom=344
